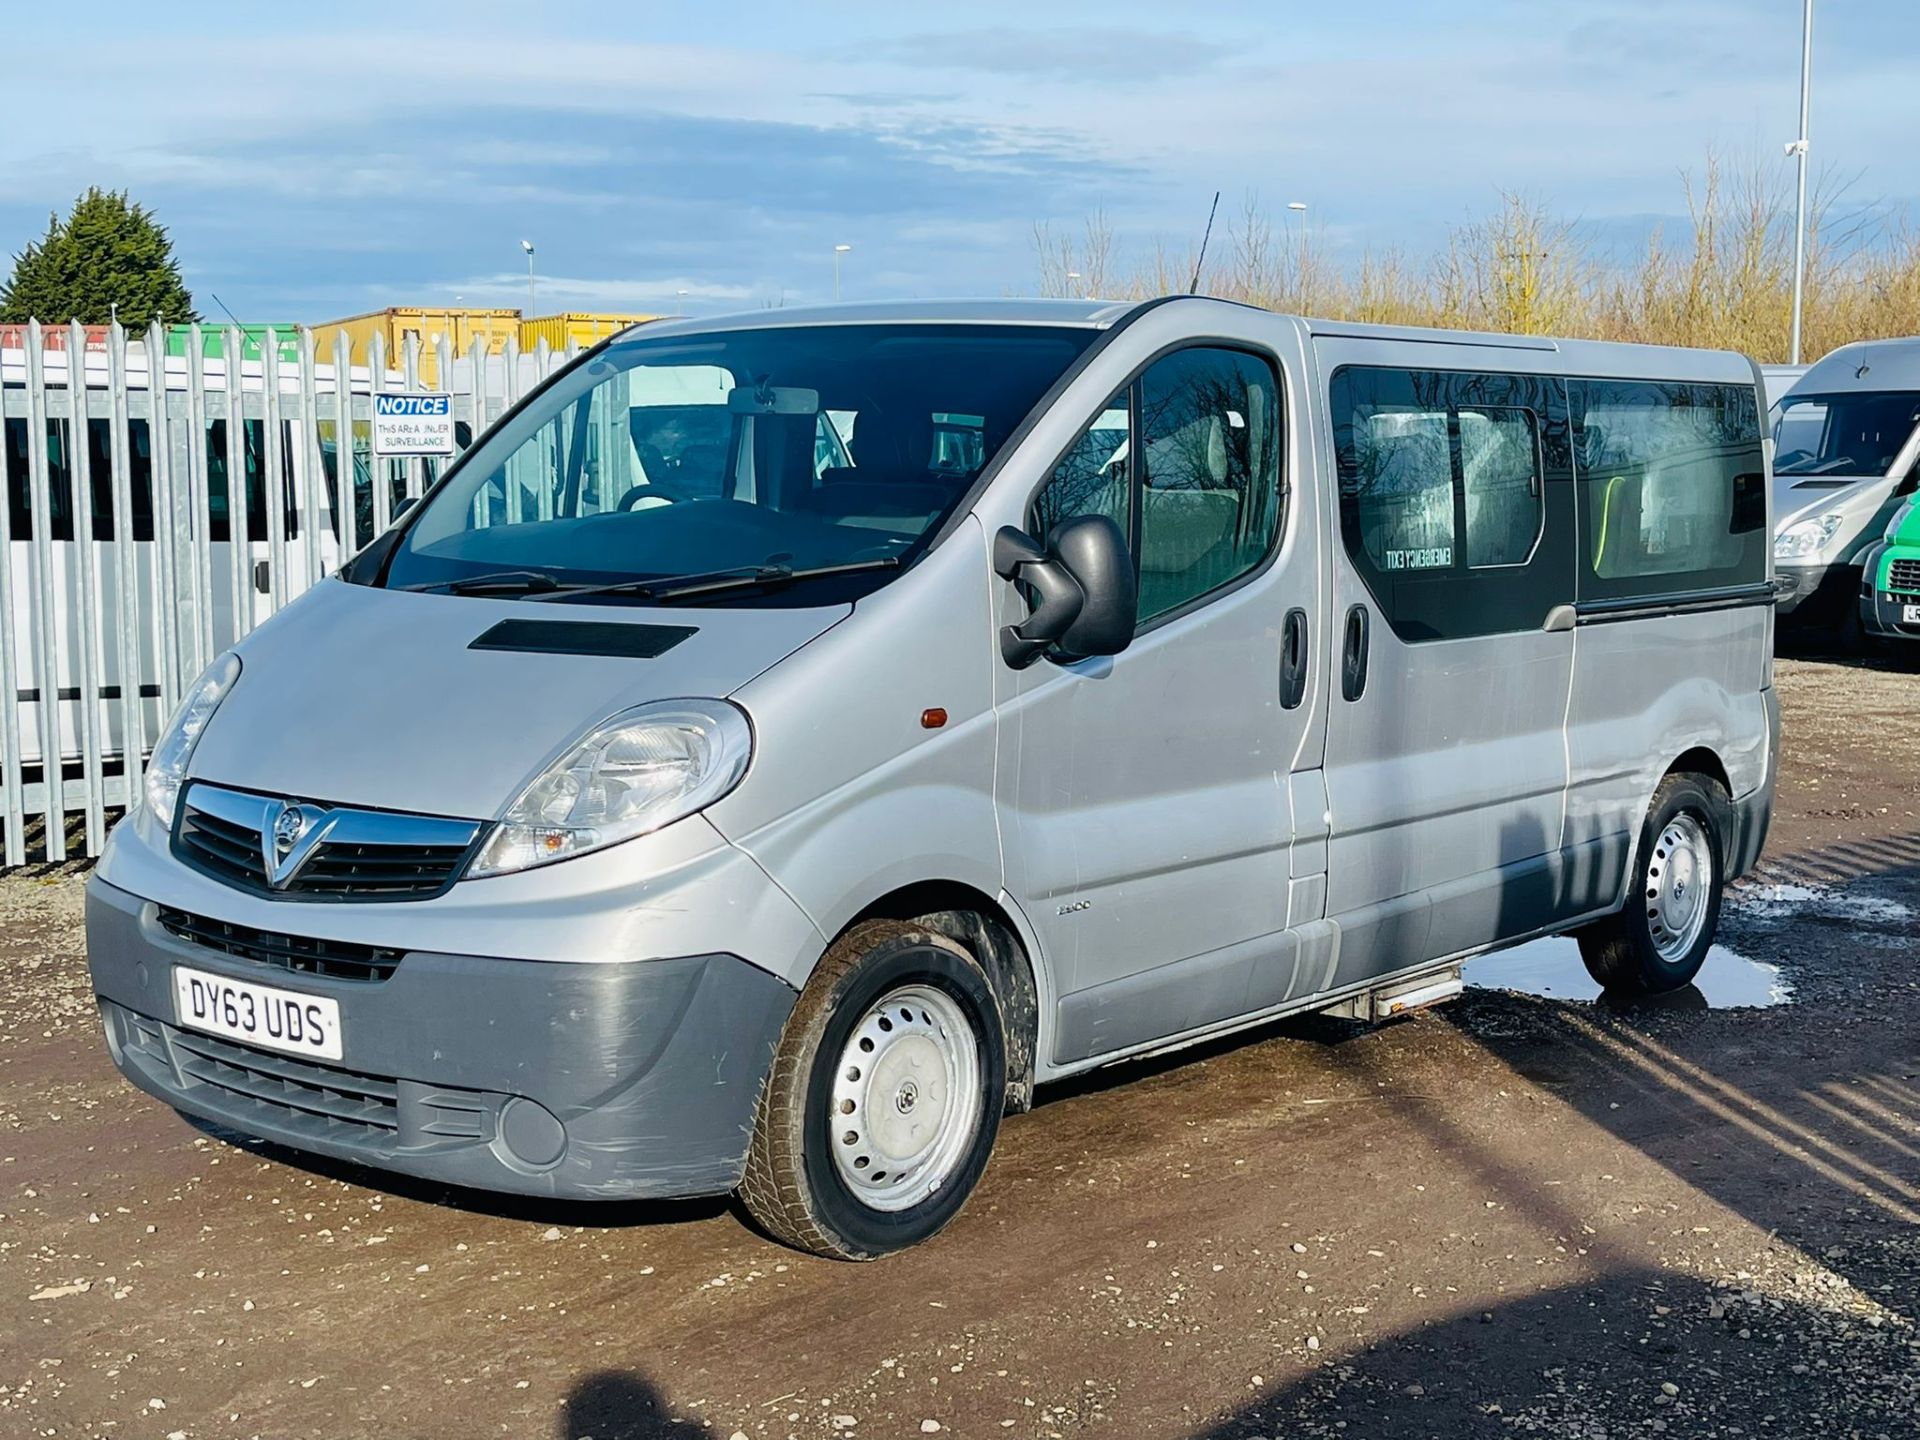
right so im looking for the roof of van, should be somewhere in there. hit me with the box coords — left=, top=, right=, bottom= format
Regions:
left=607, top=297, right=1758, bottom=380
left=1787, top=337, right=1920, bottom=397
left=613, top=298, right=1140, bottom=338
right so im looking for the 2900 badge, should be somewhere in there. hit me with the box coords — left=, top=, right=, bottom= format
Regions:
left=172, top=965, right=343, bottom=1062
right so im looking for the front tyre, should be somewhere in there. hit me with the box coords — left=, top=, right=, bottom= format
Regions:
left=739, top=921, right=1006, bottom=1260
left=1579, top=773, right=1729, bottom=995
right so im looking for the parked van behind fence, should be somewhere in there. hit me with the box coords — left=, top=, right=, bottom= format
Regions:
left=83, top=298, right=1777, bottom=1259
left=1, top=321, right=581, bottom=864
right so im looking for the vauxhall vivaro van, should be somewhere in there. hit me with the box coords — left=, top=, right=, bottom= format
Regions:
left=86, top=298, right=1777, bottom=1258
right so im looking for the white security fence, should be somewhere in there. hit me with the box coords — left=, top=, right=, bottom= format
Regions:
left=1, top=319, right=580, bottom=865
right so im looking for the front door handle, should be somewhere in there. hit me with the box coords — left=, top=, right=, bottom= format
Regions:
left=1280, top=607, right=1309, bottom=709
left=1341, top=604, right=1370, bottom=702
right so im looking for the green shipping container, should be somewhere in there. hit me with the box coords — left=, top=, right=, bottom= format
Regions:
left=165, top=324, right=303, bottom=365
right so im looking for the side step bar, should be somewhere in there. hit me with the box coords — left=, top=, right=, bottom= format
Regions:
left=1319, top=965, right=1464, bottom=1023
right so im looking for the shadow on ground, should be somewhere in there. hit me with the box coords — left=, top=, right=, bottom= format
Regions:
left=1191, top=1261, right=1915, bottom=1438
left=561, top=1370, right=710, bottom=1440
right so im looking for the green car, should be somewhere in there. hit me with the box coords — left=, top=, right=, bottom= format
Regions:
left=1861, top=497, right=1920, bottom=643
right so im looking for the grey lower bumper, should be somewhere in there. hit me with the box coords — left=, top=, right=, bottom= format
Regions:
left=87, top=877, right=796, bottom=1201
left=1774, top=562, right=1854, bottom=624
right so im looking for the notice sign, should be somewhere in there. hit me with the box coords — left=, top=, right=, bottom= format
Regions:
left=372, top=392, right=456, bottom=456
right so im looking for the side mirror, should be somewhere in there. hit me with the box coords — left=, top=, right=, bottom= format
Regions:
left=993, top=515, right=1138, bottom=669
left=392, top=494, right=419, bottom=520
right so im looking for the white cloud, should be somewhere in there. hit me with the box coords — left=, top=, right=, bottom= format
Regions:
left=437, top=273, right=754, bottom=310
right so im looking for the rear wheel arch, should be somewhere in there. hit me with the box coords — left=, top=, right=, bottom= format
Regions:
left=1666, top=746, right=1732, bottom=798
left=846, top=881, right=1040, bottom=1115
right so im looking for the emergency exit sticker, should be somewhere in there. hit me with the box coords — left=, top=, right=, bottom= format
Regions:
left=372, top=392, right=456, bottom=457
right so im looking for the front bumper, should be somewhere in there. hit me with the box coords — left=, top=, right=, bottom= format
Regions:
left=1773, top=561, right=1856, bottom=623
left=87, top=876, right=798, bottom=1200
left=1859, top=543, right=1920, bottom=641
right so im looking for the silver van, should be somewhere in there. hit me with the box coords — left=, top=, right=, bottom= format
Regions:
left=1771, top=337, right=1920, bottom=640
left=85, top=299, right=1777, bottom=1259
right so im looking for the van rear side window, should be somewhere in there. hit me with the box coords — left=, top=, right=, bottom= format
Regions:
left=1573, top=380, right=1765, bottom=599
left=6, top=417, right=156, bottom=542
left=1331, top=366, right=1569, bottom=641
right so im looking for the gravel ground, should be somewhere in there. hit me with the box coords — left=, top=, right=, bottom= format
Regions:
left=2, top=655, right=1918, bottom=1439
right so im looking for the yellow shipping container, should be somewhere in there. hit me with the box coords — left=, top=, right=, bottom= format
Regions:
left=310, top=307, right=523, bottom=387
left=518, top=313, right=659, bottom=353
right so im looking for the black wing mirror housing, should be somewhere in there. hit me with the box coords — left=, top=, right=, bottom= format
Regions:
left=993, top=514, right=1138, bottom=669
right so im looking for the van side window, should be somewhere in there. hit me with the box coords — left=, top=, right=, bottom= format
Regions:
left=1346, top=403, right=1453, bottom=571
left=1459, top=407, right=1544, bottom=567
left=1034, top=391, right=1130, bottom=541
left=1136, top=349, right=1283, bottom=620
left=1332, top=366, right=1570, bottom=641
left=1573, top=380, right=1766, bottom=599
left=88, top=419, right=155, bottom=541
left=1031, top=346, right=1285, bottom=627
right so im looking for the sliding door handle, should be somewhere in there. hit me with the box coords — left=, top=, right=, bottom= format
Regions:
left=1341, top=604, right=1370, bottom=702
left=1280, top=607, right=1309, bottom=709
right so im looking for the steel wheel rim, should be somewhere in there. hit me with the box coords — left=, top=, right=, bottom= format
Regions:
left=1646, top=812, right=1713, bottom=963
left=827, top=983, right=983, bottom=1213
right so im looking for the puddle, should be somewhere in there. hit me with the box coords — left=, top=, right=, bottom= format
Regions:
left=1468, top=937, right=1792, bottom=1009
left=1732, top=882, right=1912, bottom=926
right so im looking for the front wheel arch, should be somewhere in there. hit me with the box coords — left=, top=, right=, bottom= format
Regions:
left=844, top=881, right=1040, bottom=1114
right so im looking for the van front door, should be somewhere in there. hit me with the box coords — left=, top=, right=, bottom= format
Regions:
left=1314, top=343, right=1576, bottom=990
left=992, top=328, right=1328, bottom=1066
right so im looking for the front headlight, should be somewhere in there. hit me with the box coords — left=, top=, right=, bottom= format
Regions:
left=1774, top=513, right=1843, bottom=561
left=144, top=652, right=242, bottom=828
left=1887, top=499, right=1915, bottom=543
left=468, top=699, right=753, bottom=877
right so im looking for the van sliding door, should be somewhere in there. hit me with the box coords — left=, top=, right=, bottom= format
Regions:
left=1314, top=343, right=1578, bottom=993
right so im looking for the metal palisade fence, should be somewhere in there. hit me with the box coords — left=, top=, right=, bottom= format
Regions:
left=0, top=319, right=581, bottom=865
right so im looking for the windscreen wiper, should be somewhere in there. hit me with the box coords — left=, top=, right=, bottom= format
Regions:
left=400, top=569, right=565, bottom=596
left=532, top=557, right=903, bottom=605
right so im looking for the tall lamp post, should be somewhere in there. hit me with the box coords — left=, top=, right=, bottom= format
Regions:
left=1287, top=201, right=1309, bottom=306
left=521, top=239, right=536, bottom=312
left=1786, top=0, right=1814, bottom=365
left=833, top=243, right=852, bottom=301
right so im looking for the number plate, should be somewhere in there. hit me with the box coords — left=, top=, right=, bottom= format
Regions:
left=172, top=966, right=343, bottom=1062
left=1902, top=604, right=1920, bottom=624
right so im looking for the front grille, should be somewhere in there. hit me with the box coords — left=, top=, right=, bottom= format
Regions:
left=157, top=907, right=402, bottom=983
left=160, top=1024, right=400, bottom=1135
left=1889, top=558, right=1920, bottom=595
left=282, top=839, right=479, bottom=897
left=178, top=803, right=270, bottom=888
left=174, top=783, right=483, bottom=901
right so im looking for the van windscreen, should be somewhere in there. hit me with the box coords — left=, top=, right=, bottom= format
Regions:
left=1774, top=391, right=1920, bottom=477
left=379, top=323, right=1096, bottom=604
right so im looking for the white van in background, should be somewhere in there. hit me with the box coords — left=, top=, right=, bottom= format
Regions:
left=1770, top=339, right=1920, bottom=641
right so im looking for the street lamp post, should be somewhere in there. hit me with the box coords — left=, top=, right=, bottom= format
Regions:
left=521, top=239, right=536, bottom=312
left=1786, top=0, right=1814, bottom=365
left=1066, top=269, right=1083, bottom=299
left=1287, top=201, right=1309, bottom=307
left=833, top=243, right=852, bottom=302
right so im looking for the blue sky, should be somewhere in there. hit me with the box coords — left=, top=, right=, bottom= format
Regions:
left=3, top=1, right=1916, bottom=321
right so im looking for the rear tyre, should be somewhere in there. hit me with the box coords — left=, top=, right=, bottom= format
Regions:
left=1578, top=773, right=1729, bottom=995
left=739, top=921, right=1006, bottom=1260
